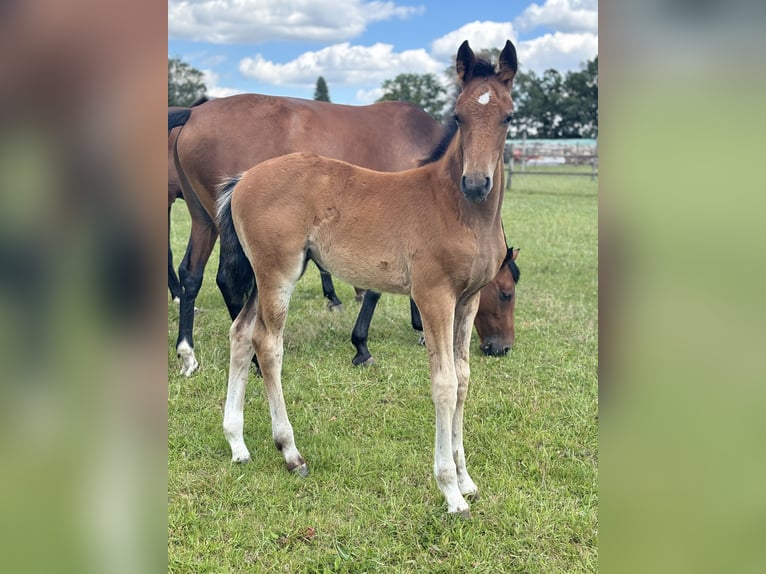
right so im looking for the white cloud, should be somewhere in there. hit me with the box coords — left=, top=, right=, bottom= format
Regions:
left=239, top=42, right=443, bottom=87
left=517, top=32, right=598, bottom=73
left=355, top=87, right=385, bottom=104
left=168, top=0, right=424, bottom=44
left=515, top=0, right=598, bottom=34
left=430, top=21, right=518, bottom=60
left=201, top=69, right=242, bottom=98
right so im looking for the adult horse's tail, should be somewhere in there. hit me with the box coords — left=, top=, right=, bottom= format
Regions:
left=168, top=96, right=208, bottom=133
left=215, top=175, right=256, bottom=307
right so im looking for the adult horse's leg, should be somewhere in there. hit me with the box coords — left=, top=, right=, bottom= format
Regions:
left=252, top=260, right=307, bottom=476
left=452, top=293, right=481, bottom=500
left=414, top=286, right=470, bottom=517
left=222, top=291, right=258, bottom=462
left=168, top=205, right=182, bottom=302
left=410, top=298, right=425, bottom=345
left=316, top=263, right=343, bottom=310
left=176, top=218, right=217, bottom=376
left=350, top=290, right=382, bottom=366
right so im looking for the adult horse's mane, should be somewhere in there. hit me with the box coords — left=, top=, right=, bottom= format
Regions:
left=418, top=56, right=498, bottom=167
left=418, top=118, right=458, bottom=166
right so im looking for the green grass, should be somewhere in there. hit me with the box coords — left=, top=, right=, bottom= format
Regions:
left=168, top=173, right=598, bottom=573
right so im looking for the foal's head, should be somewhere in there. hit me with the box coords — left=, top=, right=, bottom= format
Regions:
left=453, top=40, right=517, bottom=201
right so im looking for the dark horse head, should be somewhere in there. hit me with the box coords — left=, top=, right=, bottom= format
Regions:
left=475, top=246, right=521, bottom=356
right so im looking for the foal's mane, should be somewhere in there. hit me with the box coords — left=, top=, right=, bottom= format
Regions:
left=417, top=56, right=499, bottom=167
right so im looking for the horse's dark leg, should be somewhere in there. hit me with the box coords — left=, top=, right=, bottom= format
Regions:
left=351, top=290, right=382, bottom=366
left=410, top=298, right=426, bottom=345
left=168, top=206, right=182, bottom=302
left=317, top=264, right=343, bottom=310
left=176, top=219, right=217, bottom=376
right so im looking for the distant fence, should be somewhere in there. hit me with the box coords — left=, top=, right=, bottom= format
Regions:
left=504, top=138, right=598, bottom=187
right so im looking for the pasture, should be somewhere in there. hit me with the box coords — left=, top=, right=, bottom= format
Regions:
left=168, top=171, right=598, bottom=572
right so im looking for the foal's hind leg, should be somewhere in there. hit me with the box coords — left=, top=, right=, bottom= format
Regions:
left=223, top=292, right=258, bottom=462
left=452, top=293, right=481, bottom=499
left=252, top=262, right=307, bottom=476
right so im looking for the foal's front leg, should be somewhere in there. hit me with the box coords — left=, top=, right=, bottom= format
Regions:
left=452, top=294, right=481, bottom=499
left=417, top=291, right=471, bottom=517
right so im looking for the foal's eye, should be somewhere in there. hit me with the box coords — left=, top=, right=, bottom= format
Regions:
left=452, top=114, right=461, bottom=125
left=499, top=291, right=514, bottom=302
left=503, top=114, right=513, bottom=125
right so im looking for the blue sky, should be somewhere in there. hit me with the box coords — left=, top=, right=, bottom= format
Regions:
left=168, top=0, right=598, bottom=105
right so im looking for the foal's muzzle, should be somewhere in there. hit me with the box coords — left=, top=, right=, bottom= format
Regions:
left=461, top=173, right=492, bottom=201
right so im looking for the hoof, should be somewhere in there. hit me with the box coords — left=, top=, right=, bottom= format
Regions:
left=172, top=296, right=180, bottom=304
left=327, top=302, right=344, bottom=312
left=232, top=454, right=251, bottom=464
left=177, top=341, right=199, bottom=377
left=353, top=356, right=376, bottom=367
left=448, top=507, right=472, bottom=520
left=464, top=490, right=480, bottom=502
left=416, top=332, right=426, bottom=346
left=290, top=463, right=309, bottom=477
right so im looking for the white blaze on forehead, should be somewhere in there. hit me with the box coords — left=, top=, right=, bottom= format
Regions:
left=477, top=91, right=491, bottom=105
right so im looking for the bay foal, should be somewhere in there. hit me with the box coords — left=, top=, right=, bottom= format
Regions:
left=216, top=40, right=517, bottom=516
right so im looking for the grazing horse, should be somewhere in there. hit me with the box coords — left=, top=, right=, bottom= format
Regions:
left=216, top=40, right=517, bottom=516
left=351, top=246, right=520, bottom=365
left=170, top=95, right=444, bottom=376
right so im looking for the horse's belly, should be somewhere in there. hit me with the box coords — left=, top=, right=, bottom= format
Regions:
left=311, top=247, right=411, bottom=296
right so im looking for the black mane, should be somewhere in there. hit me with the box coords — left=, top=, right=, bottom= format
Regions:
left=472, top=57, right=497, bottom=79
left=418, top=117, right=458, bottom=166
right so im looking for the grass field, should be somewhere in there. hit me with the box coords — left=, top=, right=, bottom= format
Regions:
left=167, top=171, right=598, bottom=573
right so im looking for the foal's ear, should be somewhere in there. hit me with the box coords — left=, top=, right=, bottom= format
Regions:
left=498, top=40, right=518, bottom=89
left=455, top=40, right=476, bottom=86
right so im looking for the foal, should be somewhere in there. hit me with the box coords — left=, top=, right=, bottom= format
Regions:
left=217, top=40, right=517, bottom=516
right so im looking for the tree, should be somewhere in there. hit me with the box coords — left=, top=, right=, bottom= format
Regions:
left=560, top=56, right=598, bottom=138
left=376, top=73, right=447, bottom=120
left=511, top=56, right=598, bottom=138
left=168, top=57, right=207, bottom=106
left=313, top=76, right=331, bottom=102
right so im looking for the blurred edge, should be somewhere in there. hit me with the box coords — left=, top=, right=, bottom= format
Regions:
left=0, top=1, right=167, bottom=573
left=1, top=0, right=766, bottom=572
left=601, top=1, right=766, bottom=573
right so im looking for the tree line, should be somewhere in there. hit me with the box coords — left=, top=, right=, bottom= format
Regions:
left=169, top=54, right=597, bottom=139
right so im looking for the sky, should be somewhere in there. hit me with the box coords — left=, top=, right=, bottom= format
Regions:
left=168, top=0, right=598, bottom=106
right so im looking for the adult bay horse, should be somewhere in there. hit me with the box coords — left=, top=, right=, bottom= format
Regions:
left=216, top=40, right=518, bottom=516
left=170, top=94, right=445, bottom=376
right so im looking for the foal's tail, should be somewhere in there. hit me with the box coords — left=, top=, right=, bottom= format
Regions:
left=215, top=174, right=256, bottom=299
